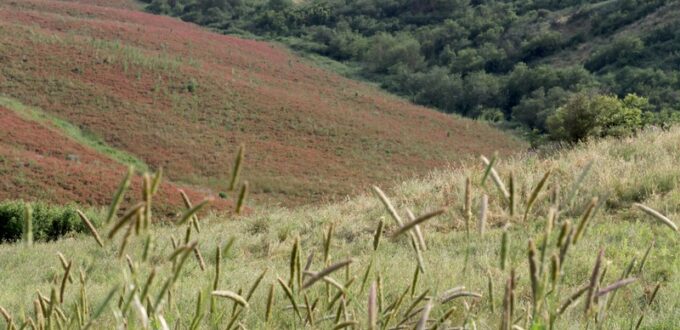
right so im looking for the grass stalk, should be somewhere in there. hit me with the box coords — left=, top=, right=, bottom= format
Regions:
left=106, top=166, right=133, bottom=224
left=523, top=170, right=552, bottom=222
left=633, top=203, right=678, bottom=232
left=23, top=203, right=33, bottom=246
left=228, top=144, right=244, bottom=191
left=76, top=210, right=104, bottom=248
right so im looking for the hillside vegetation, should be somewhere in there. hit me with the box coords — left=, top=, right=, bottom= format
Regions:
left=144, top=0, right=680, bottom=141
left=0, top=127, right=678, bottom=328
left=0, top=0, right=523, bottom=209
left=0, top=101, right=228, bottom=215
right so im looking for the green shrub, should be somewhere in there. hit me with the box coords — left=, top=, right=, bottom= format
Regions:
left=585, top=36, right=644, bottom=72
left=546, top=92, right=645, bottom=142
left=0, top=201, right=99, bottom=242
left=186, top=78, right=199, bottom=93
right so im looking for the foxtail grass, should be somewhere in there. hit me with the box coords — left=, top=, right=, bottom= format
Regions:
left=391, top=208, right=445, bottom=238
left=465, top=177, right=472, bottom=234
left=303, top=260, right=353, bottom=290
left=176, top=200, right=210, bottom=226
left=23, top=203, right=33, bottom=246
left=634, top=283, right=661, bottom=330
left=76, top=210, right=104, bottom=248
left=228, top=144, right=245, bottom=191
left=523, top=169, right=551, bottom=222
left=236, top=182, right=249, bottom=214
left=481, top=155, right=510, bottom=201
left=211, top=291, right=249, bottom=309
left=633, top=203, right=678, bottom=232
left=367, top=282, right=377, bottom=330
left=479, top=195, right=488, bottom=235
left=573, top=197, right=598, bottom=244
left=105, top=166, right=133, bottom=224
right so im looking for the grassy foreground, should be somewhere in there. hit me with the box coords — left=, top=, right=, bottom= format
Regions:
left=1, top=128, right=679, bottom=329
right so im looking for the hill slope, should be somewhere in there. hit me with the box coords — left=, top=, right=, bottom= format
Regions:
left=144, top=0, right=680, bottom=136
left=0, top=0, right=524, bottom=208
left=0, top=127, right=677, bottom=328
left=0, top=99, right=231, bottom=209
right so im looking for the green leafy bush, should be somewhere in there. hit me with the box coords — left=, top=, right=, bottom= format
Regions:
left=0, top=201, right=99, bottom=242
left=546, top=93, right=645, bottom=142
left=585, top=36, right=644, bottom=72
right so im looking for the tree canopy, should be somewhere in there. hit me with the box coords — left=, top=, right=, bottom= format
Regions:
left=142, top=0, right=680, bottom=140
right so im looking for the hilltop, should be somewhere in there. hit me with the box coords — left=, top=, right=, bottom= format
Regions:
left=0, top=0, right=523, bottom=210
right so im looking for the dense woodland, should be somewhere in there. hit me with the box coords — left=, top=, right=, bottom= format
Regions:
left=143, top=0, right=680, bottom=143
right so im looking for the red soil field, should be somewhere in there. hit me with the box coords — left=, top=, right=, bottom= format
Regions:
left=0, top=0, right=526, bottom=207
left=0, top=106, right=228, bottom=215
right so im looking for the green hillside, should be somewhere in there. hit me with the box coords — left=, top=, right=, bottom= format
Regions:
left=144, top=0, right=680, bottom=140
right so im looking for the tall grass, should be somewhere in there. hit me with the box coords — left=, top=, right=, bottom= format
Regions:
left=0, top=128, right=679, bottom=329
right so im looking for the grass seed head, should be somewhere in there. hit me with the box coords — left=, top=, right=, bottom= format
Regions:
left=105, top=166, right=133, bottom=224
left=633, top=203, right=678, bottom=232
left=229, top=144, right=245, bottom=191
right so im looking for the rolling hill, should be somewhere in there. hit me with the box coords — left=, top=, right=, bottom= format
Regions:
left=0, top=0, right=524, bottom=210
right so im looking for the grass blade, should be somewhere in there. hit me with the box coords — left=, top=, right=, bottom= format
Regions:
left=151, top=167, right=163, bottom=195
left=481, top=154, right=497, bottom=185
left=481, top=155, right=510, bottom=201
left=236, top=181, right=249, bottom=214
left=391, top=209, right=446, bottom=238
left=585, top=248, right=605, bottom=316
left=212, top=291, right=249, bottom=309
left=372, top=220, right=383, bottom=251
left=573, top=197, right=598, bottom=244
left=246, top=269, right=268, bottom=301
left=566, top=160, right=594, bottom=209
left=106, top=166, right=133, bottom=224
left=23, top=203, right=33, bottom=246
left=415, top=299, right=433, bottom=330
left=633, top=203, right=678, bottom=232
left=277, top=276, right=301, bottom=319
left=406, top=209, right=428, bottom=251
left=176, top=200, right=210, bottom=226
left=368, top=282, right=377, bottom=330
left=76, top=210, right=104, bottom=248
left=228, top=144, right=245, bottom=191
left=523, top=170, right=552, bottom=222
left=479, top=195, right=488, bottom=235
left=108, top=202, right=145, bottom=239
left=303, top=260, right=353, bottom=290
left=372, top=186, right=404, bottom=226
left=265, top=282, right=275, bottom=323
left=597, top=278, right=636, bottom=297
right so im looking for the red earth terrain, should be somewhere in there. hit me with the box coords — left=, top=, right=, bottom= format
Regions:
left=0, top=0, right=526, bottom=209
left=0, top=105, right=230, bottom=215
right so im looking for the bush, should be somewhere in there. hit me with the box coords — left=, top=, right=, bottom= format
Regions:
left=585, top=36, right=644, bottom=72
left=0, top=201, right=99, bottom=242
left=546, top=92, right=645, bottom=142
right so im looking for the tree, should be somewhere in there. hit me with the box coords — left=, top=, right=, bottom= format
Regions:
left=267, top=0, right=293, bottom=11
left=512, top=87, right=570, bottom=131
left=364, top=33, right=425, bottom=73
left=585, top=36, right=644, bottom=72
left=546, top=92, right=645, bottom=142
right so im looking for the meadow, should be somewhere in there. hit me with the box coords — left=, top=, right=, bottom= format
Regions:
left=1, top=127, right=678, bottom=329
